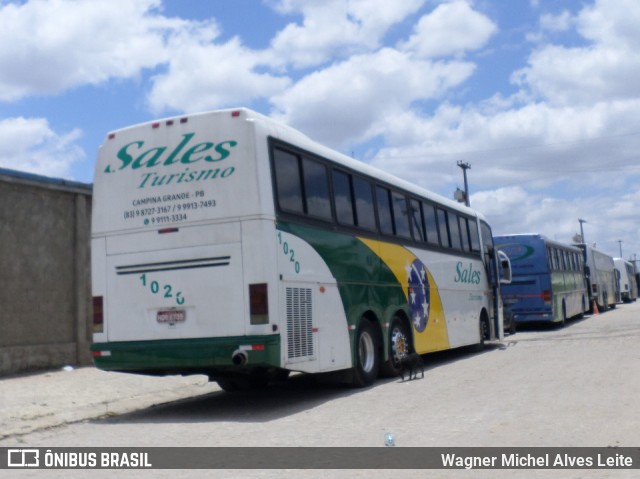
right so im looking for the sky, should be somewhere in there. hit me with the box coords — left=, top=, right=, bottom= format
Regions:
left=1, top=0, right=639, bottom=260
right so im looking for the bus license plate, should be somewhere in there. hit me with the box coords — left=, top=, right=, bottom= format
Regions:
left=157, top=310, right=186, bottom=324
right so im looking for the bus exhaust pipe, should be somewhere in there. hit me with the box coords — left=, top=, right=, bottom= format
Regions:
left=231, top=350, right=248, bottom=366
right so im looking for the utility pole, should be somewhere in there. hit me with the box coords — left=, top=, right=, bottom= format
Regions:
left=618, top=240, right=623, bottom=258
left=578, top=218, right=587, bottom=244
left=457, top=161, right=471, bottom=207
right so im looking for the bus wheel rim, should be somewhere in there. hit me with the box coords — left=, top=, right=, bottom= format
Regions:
left=390, top=327, right=408, bottom=365
left=359, top=332, right=375, bottom=373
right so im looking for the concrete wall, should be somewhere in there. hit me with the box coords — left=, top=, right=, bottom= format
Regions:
left=0, top=169, right=92, bottom=376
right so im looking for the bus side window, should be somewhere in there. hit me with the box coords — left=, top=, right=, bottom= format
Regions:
left=391, top=191, right=411, bottom=238
left=448, top=212, right=463, bottom=251
left=376, top=186, right=394, bottom=236
left=410, top=199, right=425, bottom=242
left=469, top=218, right=481, bottom=253
left=333, top=170, right=355, bottom=226
left=423, top=203, right=440, bottom=245
left=273, top=148, right=303, bottom=213
left=302, top=157, right=332, bottom=220
left=459, top=216, right=471, bottom=252
left=437, top=208, right=451, bottom=248
left=353, top=177, right=377, bottom=231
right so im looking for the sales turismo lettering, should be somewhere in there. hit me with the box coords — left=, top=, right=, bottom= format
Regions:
left=104, top=133, right=238, bottom=189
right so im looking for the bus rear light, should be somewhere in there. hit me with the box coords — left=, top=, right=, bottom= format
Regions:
left=542, top=290, right=552, bottom=304
left=249, top=283, right=269, bottom=325
left=92, top=350, right=111, bottom=357
left=92, top=296, right=104, bottom=333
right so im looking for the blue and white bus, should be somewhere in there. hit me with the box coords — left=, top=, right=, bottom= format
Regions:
left=495, top=234, right=588, bottom=327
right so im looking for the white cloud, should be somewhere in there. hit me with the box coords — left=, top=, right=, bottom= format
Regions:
left=514, top=0, right=640, bottom=105
left=0, top=0, right=182, bottom=101
left=400, top=0, right=497, bottom=58
left=267, top=0, right=425, bottom=68
left=270, top=49, right=475, bottom=148
left=539, top=10, right=573, bottom=33
left=0, top=117, right=84, bottom=177
left=147, top=35, right=291, bottom=114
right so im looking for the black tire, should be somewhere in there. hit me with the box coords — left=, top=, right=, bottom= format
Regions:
left=352, top=319, right=380, bottom=387
left=380, top=316, right=411, bottom=377
left=478, top=313, right=489, bottom=350
left=558, top=301, right=567, bottom=328
left=600, top=294, right=608, bottom=312
left=578, top=297, right=586, bottom=319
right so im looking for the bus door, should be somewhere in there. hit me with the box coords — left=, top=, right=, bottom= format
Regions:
left=480, top=221, right=506, bottom=340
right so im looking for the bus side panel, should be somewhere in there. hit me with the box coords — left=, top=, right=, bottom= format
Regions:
left=411, top=249, right=486, bottom=350
left=276, top=229, right=351, bottom=374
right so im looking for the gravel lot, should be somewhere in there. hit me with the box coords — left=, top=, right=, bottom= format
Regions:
left=2, top=302, right=639, bottom=478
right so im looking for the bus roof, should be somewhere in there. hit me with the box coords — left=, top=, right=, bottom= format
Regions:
left=494, top=233, right=581, bottom=252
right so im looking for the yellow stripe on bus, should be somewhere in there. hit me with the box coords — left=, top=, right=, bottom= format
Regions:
left=358, top=238, right=450, bottom=353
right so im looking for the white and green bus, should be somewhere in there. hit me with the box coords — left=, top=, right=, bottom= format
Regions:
left=91, top=108, right=511, bottom=390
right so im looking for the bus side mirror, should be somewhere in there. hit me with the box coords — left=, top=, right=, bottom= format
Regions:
left=498, top=250, right=512, bottom=284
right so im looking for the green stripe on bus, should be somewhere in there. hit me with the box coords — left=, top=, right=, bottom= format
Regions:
left=91, top=335, right=280, bottom=371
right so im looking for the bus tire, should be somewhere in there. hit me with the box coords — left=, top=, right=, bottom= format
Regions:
left=352, top=319, right=380, bottom=387
left=601, top=294, right=608, bottom=312
left=380, top=316, right=411, bottom=377
left=478, top=312, right=490, bottom=349
left=559, top=301, right=567, bottom=328
left=578, top=297, right=586, bottom=319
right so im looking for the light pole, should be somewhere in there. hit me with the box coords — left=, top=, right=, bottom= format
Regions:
left=618, top=240, right=623, bottom=258
left=578, top=218, right=587, bottom=244
left=457, top=161, right=471, bottom=207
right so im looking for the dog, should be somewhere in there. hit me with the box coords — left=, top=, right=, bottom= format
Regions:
left=399, top=352, right=424, bottom=381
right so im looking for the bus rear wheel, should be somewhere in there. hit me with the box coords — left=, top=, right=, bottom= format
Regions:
left=352, top=319, right=380, bottom=387
left=478, top=313, right=489, bottom=350
left=381, top=316, right=410, bottom=377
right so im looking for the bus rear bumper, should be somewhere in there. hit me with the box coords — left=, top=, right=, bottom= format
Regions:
left=512, top=312, right=554, bottom=323
left=90, top=335, right=281, bottom=376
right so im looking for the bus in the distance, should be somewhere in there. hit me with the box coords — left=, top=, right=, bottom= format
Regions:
left=91, top=108, right=511, bottom=391
left=494, top=234, right=587, bottom=327
left=574, top=244, right=617, bottom=312
left=613, top=258, right=638, bottom=303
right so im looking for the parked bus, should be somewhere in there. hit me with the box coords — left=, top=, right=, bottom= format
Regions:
left=574, top=244, right=616, bottom=312
left=91, top=108, right=511, bottom=390
left=494, top=234, right=587, bottom=327
left=613, top=258, right=638, bottom=303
